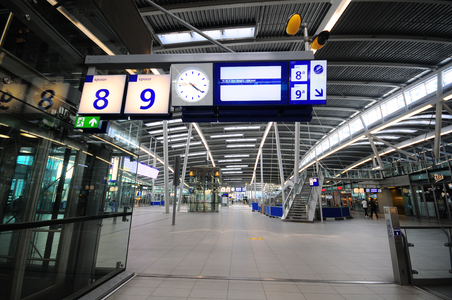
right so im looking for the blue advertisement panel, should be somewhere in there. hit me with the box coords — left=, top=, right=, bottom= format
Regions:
left=214, top=62, right=288, bottom=106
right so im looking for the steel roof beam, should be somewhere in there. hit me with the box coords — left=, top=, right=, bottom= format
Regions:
left=313, top=106, right=359, bottom=112
left=328, top=62, right=434, bottom=70
left=328, top=81, right=404, bottom=88
left=329, top=35, right=452, bottom=45
left=85, top=51, right=314, bottom=69
left=354, top=0, right=452, bottom=5
left=152, top=35, right=452, bottom=52
left=139, top=0, right=331, bottom=16
left=326, top=96, right=377, bottom=101
left=312, top=116, right=347, bottom=122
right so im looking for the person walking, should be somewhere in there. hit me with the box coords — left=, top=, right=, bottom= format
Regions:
left=361, top=199, right=368, bottom=218
left=369, top=199, right=378, bottom=219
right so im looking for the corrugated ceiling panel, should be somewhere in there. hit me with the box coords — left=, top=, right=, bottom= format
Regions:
left=328, top=66, right=427, bottom=84
left=332, top=2, right=452, bottom=38
left=258, top=3, right=330, bottom=37
left=325, top=98, right=374, bottom=108
left=327, top=85, right=394, bottom=98
left=316, top=41, right=452, bottom=66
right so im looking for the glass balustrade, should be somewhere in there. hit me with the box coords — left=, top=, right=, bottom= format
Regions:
left=403, top=227, right=452, bottom=284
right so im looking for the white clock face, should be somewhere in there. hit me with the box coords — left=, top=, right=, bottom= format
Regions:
left=176, top=68, right=210, bottom=102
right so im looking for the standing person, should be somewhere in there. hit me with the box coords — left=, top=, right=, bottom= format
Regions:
left=109, top=199, right=116, bottom=212
left=369, top=198, right=378, bottom=219
left=361, top=199, right=368, bottom=218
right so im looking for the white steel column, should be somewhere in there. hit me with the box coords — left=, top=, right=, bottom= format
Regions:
left=163, top=120, right=169, bottom=213
left=178, top=124, right=192, bottom=211
left=274, top=123, right=286, bottom=209
left=152, top=139, right=157, bottom=202
left=294, top=122, right=300, bottom=184
left=434, top=71, right=444, bottom=160
left=260, top=151, right=264, bottom=204
left=360, top=116, right=384, bottom=169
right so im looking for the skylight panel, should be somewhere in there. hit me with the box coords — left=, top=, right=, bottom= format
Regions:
left=158, top=27, right=255, bottom=45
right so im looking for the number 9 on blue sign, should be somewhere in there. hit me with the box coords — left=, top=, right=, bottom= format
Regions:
left=140, top=88, right=155, bottom=110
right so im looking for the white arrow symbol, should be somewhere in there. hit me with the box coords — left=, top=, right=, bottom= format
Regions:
left=89, top=118, right=97, bottom=126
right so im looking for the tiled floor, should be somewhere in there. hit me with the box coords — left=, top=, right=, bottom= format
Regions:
left=107, top=204, right=450, bottom=300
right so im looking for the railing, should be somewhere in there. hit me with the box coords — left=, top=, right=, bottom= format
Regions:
left=321, top=159, right=449, bottom=181
left=401, top=225, right=452, bottom=285
left=321, top=168, right=383, bottom=180
left=381, top=161, right=434, bottom=177
left=282, top=170, right=307, bottom=220
left=0, top=209, right=132, bottom=300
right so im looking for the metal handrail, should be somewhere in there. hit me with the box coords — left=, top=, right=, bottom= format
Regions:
left=0, top=209, right=132, bottom=232
left=282, top=170, right=307, bottom=219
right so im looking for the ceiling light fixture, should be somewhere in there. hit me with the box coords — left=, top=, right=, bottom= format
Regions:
left=224, top=126, right=261, bottom=131
left=218, top=159, right=242, bottom=163
left=226, top=139, right=257, bottom=142
left=226, top=144, right=255, bottom=148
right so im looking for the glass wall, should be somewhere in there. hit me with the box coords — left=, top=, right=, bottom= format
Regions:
left=0, top=1, right=140, bottom=299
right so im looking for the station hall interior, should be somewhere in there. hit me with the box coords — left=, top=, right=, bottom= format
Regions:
left=1, top=0, right=452, bottom=299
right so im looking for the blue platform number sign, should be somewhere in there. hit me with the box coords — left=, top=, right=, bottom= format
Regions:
left=289, top=60, right=327, bottom=105
left=309, top=177, right=319, bottom=187
left=393, top=228, right=402, bottom=237
left=124, top=74, right=171, bottom=114
left=78, top=75, right=127, bottom=115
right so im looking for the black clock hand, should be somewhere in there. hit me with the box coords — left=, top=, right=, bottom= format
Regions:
left=189, top=82, right=204, bottom=93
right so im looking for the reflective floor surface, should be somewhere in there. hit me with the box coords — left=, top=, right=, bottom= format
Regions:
left=105, top=204, right=451, bottom=300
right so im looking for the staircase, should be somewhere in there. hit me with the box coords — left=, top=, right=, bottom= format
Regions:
left=284, top=179, right=311, bottom=222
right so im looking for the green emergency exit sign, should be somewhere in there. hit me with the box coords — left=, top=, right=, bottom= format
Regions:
left=74, top=116, right=101, bottom=129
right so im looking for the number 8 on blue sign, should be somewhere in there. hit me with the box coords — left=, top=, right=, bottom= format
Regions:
left=140, top=88, right=155, bottom=110
left=94, top=89, right=109, bottom=110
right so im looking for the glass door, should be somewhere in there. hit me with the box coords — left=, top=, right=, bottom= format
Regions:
left=434, top=183, right=451, bottom=219
left=423, top=186, right=438, bottom=218
left=412, top=186, right=427, bottom=217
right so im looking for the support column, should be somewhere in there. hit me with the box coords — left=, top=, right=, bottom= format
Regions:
left=274, top=123, right=286, bottom=210
left=294, top=122, right=300, bottom=184
left=260, top=151, right=264, bottom=204
left=152, top=139, right=157, bottom=202
left=434, top=105, right=443, bottom=161
left=367, top=134, right=384, bottom=168
left=178, top=124, right=192, bottom=211
left=163, top=120, right=169, bottom=213
left=434, top=71, right=444, bottom=161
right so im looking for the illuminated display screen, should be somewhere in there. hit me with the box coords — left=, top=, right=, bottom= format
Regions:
left=214, top=62, right=288, bottom=106
left=124, top=157, right=159, bottom=179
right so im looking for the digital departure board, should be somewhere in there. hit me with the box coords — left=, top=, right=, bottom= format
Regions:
left=214, top=62, right=288, bottom=106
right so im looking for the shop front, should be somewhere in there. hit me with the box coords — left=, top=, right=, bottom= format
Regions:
left=410, top=168, right=452, bottom=220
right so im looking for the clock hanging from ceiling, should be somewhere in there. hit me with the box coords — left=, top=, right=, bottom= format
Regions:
left=171, top=63, right=213, bottom=106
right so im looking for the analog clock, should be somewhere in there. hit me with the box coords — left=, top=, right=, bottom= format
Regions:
left=175, top=67, right=210, bottom=102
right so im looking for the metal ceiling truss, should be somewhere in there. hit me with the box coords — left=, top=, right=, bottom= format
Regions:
left=151, top=35, right=452, bottom=52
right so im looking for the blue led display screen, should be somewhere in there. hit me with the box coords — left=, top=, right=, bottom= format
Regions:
left=214, top=62, right=288, bottom=106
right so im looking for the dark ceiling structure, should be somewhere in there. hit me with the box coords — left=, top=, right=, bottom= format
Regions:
left=129, top=0, right=452, bottom=187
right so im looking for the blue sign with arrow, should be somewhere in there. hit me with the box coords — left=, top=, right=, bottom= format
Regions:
left=288, top=60, right=327, bottom=105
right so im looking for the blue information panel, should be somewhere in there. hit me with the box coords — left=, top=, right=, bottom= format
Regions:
left=289, top=60, right=327, bottom=105
left=309, top=177, right=319, bottom=186
left=214, top=62, right=288, bottom=106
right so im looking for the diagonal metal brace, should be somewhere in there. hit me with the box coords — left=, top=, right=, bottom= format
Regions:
left=371, top=135, right=418, bottom=161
